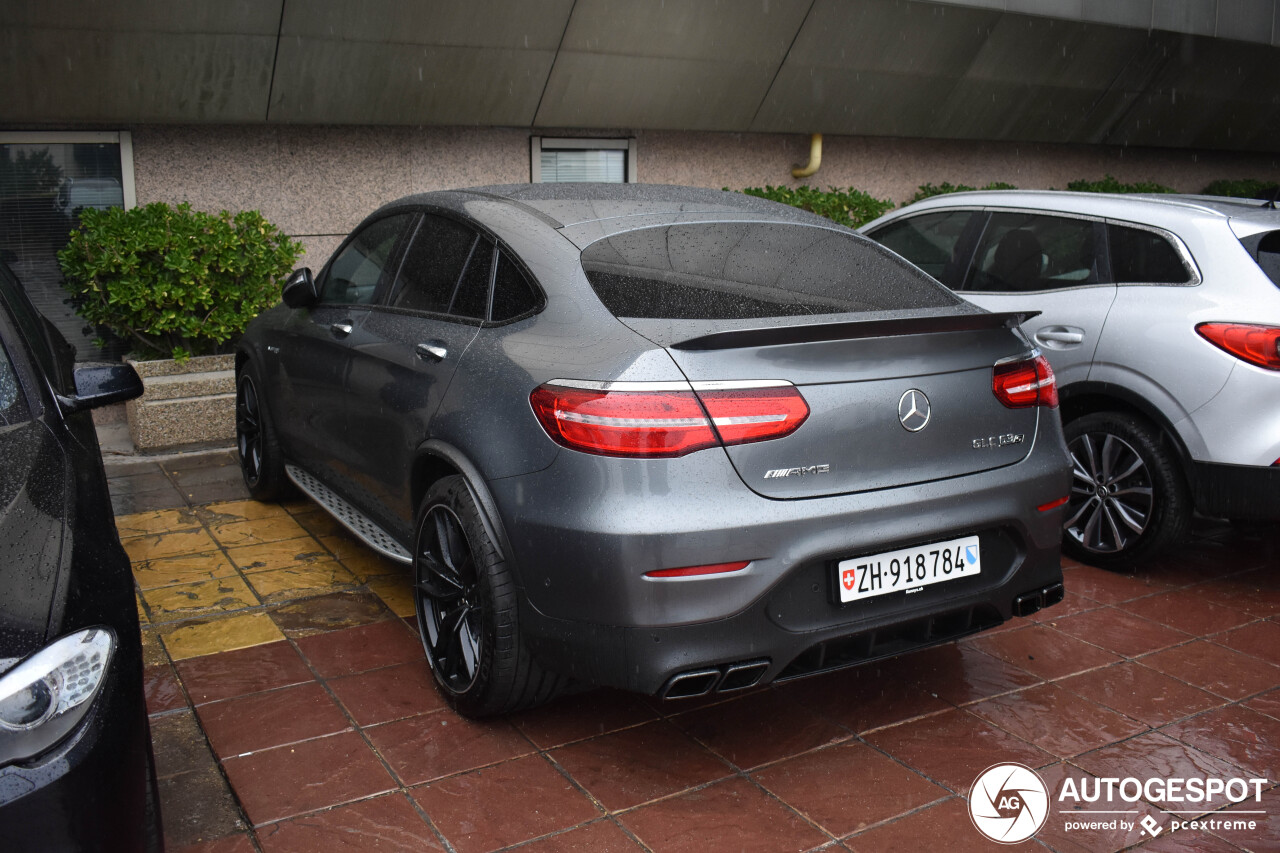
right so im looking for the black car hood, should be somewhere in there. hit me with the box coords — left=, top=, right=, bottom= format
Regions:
left=0, top=419, right=69, bottom=662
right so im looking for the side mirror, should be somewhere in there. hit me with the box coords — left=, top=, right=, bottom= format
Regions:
left=282, top=268, right=318, bottom=309
left=57, top=362, right=144, bottom=415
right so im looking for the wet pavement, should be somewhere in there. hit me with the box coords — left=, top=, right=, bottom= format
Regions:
left=112, top=451, right=1280, bottom=853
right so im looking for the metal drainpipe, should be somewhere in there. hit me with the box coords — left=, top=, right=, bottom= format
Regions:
left=791, top=133, right=823, bottom=179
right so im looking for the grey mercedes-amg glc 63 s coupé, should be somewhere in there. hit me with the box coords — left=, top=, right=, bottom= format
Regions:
left=237, top=184, right=1072, bottom=717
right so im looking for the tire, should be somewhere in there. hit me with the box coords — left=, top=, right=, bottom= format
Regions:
left=1062, top=412, right=1190, bottom=569
left=235, top=364, right=292, bottom=501
left=412, top=475, right=565, bottom=717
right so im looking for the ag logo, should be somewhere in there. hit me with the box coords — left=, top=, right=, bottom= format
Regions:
left=969, top=763, right=1049, bottom=844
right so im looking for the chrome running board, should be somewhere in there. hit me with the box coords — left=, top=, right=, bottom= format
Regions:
left=285, top=464, right=412, bottom=564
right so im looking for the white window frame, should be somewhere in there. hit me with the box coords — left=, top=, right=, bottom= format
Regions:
left=531, top=136, right=637, bottom=184
left=0, top=131, right=136, bottom=209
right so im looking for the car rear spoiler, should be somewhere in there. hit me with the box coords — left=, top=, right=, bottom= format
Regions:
left=670, top=311, right=1038, bottom=351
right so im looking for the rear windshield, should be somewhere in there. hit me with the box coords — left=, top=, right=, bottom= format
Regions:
left=580, top=222, right=962, bottom=320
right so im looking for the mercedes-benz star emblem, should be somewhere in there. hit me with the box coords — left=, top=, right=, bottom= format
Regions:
left=898, top=389, right=931, bottom=432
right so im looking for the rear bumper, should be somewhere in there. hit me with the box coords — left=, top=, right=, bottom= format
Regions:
left=519, top=547, right=1064, bottom=696
left=492, top=432, right=1071, bottom=695
left=1191, top=460, right=1280, bottom=520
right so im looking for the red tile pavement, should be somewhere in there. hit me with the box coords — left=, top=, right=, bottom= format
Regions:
left=409, top=754, right=602, bottom=853
left=127, top=469, right=1280, bottom=853
left=617, top=776, right=829, bottom=853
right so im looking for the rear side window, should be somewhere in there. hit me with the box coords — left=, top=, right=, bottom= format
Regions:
left=580, top=222, right=960, bottom=320
left=868, top=210, right=978, bottom=288
left=1107, top=224, right=1192, bottom=284
left=391, top=215, right=476, bottom=313
left=448, top=236, right=494, bottom=321
left=321, top=214, right=413, bottom=305
left=965, top=213, right=1100, bottom=292
left=1243, top=230, right=1280, bottom=288
left=491, top=252, right=540, bottom=321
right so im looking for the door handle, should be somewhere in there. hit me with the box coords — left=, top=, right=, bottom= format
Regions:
left=330, top=322, right=353, bottom=337
left=416, top=342, right=448, bottom=361
left=1034, top=326, right=1085, bottom=348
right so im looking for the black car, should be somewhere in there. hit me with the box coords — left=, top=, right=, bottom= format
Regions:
left=0, top=261, right=159, bottom=851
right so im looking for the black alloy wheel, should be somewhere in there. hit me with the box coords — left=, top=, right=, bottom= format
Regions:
left=414, top=504, right=484, bottom=694
left=236, top=374, right=264, bottom=488
left=235, top=366, right=290, bottom=500
left=412, top=476, right=565, bottom=717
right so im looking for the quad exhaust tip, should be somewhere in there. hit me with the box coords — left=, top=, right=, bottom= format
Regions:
left=1013, top=582, right=1066, bottom=618
left=660, top=659, right=771, bottom=699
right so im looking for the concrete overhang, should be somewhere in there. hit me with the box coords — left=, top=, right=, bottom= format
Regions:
left=2, top=0, right=1278, bottom=153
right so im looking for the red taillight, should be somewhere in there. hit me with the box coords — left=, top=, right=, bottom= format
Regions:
left=993, top=354, right=1058, bottom=409
left=1196, top=323, right=1280, bottom=371
left=529, top=382, right=809, bottom=458
left=698, top=387, right=810, bottom=446
left=644, top=561, right=751, bottom=579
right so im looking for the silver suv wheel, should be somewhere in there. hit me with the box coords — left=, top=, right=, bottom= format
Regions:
left=1062, top=412, right=1189, bottom=569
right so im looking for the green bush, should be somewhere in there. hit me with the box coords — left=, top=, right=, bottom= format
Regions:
left=737, top=185, right=894, bottom=229
left=59, top=202, right=302, bottom=361
left=906, top=181, right=1017, bottom=204
left=1200, top=178, right=1279, bottom=199
left=1064, top=174, right=1175, bottom=194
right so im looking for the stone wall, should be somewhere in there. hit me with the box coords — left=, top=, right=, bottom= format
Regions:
left=131, top=124, right=1280, bottom=266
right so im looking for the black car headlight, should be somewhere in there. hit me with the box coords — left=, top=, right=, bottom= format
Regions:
left=0, top=628, right=115, bottom=766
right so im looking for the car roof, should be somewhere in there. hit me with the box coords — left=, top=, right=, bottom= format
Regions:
left=375, top=183, right=839, bottom=233
left=872, top=189, right=1280, bottom=229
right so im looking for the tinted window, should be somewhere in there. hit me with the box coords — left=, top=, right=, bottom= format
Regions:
left=869, top=210, right=977, bottom=288
left=321, top=214, right=412, bottom=305
left=491, top=252, right=540, bottom=321
left=0, top=339, right=29, bottom=426
left=1108, top=224, right=1192, bottom=284
left=581, top=223, right=960, bottom=320
left=449, top=237, right=493, bottom=321
left=391, top=215, right=475, bottom=313
left=0, top=262, right=59, bottom=380
left=1252, top=231, right=1280, bottom=288
left=966, top=213, right=1100, bottom=292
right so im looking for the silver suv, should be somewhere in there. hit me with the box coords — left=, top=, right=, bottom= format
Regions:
left=862, top=191, right=1280, bottom=567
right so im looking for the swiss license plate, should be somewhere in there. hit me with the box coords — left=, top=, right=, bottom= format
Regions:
left=837, top=535, right=981, bottom=603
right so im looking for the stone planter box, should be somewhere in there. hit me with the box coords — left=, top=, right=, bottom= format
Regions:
left=125, top=354, right=236, bottom=451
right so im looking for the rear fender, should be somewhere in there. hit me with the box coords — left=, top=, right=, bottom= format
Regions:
left=414, top=439, right=513, bottom=567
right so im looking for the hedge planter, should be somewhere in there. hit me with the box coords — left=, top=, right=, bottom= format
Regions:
left=125, top=355, right=235, bottom=451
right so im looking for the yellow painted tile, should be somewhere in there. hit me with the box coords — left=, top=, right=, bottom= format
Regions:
left=292, top=509, right=347, bottom=540
left=228, top=537, right=333, bottom=573
left=124, top=529, right=221, bottom=562
left=207, top=515, right=308, bottom=548
left=142, top=576, right=260, bottom=621
left=340, top=548, right=404, bottom=582
left=366, top=574, right=416, bottom=618
left=244, top=562, right=359, bottom=603
left=319, top=534, right=376, bottom=562
left=197, top=499, right=290, bottom=524
left=132, top=552, right=237, bottom=590
left=115, top=508, right=201, bottom=539
left=140, top=628, right=169, bottom=667
left=136, top=593, right=149, bottom=625
left=160, top=612, right=284, bottom=661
